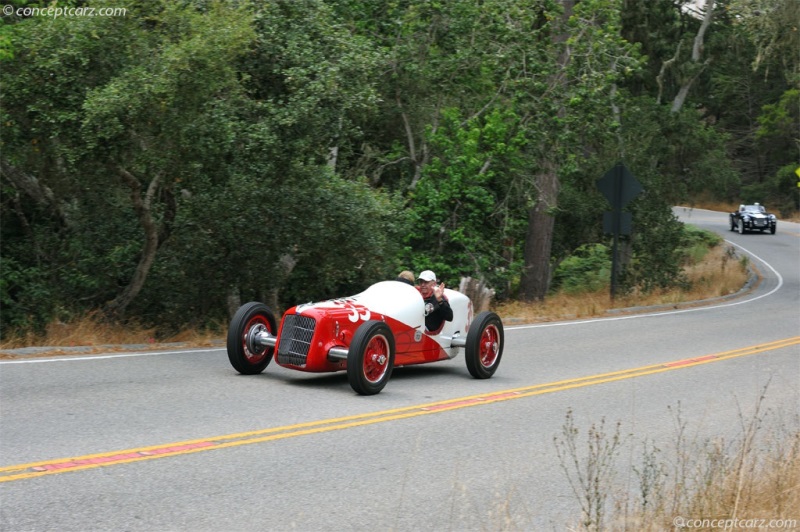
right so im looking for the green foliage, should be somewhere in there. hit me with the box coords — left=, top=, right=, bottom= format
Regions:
left=551, top=244, right=611, bottom=295
left=0, top=256, right=53, bottom=330
left=280, top=174, right=408, bottom=304
left=403, top=107, right=527, bottom=291
left=242, top=0, right=382, bottom=166
left=757, top=89, right=799, bottom=142
left=130, top=170, right=407, bottom=328
left=613, top=97, right=739, bottom=203
left=0, top=0, right=393, bottom=335
left=755, top=90, right=799, bottom=203
left=620, top=0, right=685, bottom=97
left=678, top=225, right=722, bottom=265
left=727, top=0, right=800, bottom=77
left=622, top=199, right=689, bottom=293
left=741, top=164, right=800, bottom=216
left=0, top=16, right=15, bottom=61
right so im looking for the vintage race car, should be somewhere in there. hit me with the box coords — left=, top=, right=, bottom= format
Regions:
left=226, top=280, right=503, bottom=395
left=729, top=203, right=777, bottom=234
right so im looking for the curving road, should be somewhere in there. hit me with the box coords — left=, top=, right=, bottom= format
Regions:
left=1, top=208, right=798, bottom=531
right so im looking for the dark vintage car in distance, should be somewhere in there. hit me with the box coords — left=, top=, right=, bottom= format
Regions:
left=729, top=203, right=777, bottom=234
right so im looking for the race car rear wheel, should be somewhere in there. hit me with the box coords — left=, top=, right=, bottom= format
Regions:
left=227, top=302, right=277, bottom=375
left=465, top=311, right=503, bottom=379
left=347, top=320, right=395, bottom=395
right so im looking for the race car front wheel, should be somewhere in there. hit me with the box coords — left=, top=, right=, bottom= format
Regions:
left=347, top=320, right=395, bottom=395
left=227, top=302, right=277, bottom=375
left=465, top=311, right=504, bottom=379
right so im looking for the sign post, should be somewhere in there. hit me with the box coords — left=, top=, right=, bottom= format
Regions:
left=596, top=162, right=643, bottom=299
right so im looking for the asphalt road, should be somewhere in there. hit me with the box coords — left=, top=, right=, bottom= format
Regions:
left=1, top=208, right=798, bottom=531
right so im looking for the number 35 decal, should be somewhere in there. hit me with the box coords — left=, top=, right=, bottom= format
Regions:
left=329, top=299, right=371, bottom=323
left=346, top=302, right=371, bottom=323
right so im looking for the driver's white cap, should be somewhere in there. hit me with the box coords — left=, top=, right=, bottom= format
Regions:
left=418, top=270, right=436, bottom=282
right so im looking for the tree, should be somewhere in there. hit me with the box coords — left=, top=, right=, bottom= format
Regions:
left=728, top=0, right=800, bottom=210
left=404, top=107, right=527, bottom=288
left=333, top=0, right=504, bottom=190
left=668, top=0, right=716, bottom=114
left=1, top=0, right=396, bottom=335
left=334, top=0, right=550, bottom=293
left=79, top=2, right=254, bottom=319
left=518, top=0, right=641, bottom=301
left=2, top=2, right=148, bottom=328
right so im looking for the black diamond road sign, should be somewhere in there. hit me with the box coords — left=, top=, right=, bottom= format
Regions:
left=596, top=162, right=643, bottom=210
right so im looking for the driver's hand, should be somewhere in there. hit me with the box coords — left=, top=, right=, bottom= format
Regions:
left=434, top=283, right=445, bottom=301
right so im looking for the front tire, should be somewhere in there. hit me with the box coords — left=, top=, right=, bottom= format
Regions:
left=770, top=225, right=776, bottom=234
left=738, top=219, right=745, bottom=234
left=347, top=320, right=395, bottom=395
left=227, top=302, right=277, bottom=375
left=465, top=311, right=504, bottom=379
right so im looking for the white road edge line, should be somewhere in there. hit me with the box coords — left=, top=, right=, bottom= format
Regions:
left=0, top=348, right=226, bottom=364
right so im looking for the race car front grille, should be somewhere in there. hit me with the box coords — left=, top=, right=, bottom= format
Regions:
left=276, top=314, right=316, bottom=366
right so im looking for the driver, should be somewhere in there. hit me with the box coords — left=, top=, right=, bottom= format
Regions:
left=416, top=270, right=453, bottom=333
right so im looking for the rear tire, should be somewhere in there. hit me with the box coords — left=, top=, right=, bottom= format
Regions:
left=227, top=302, right=277, bottom=375
left=347, top=321, right=395, bottom=395
left=465, top=311, right=504, bottom=379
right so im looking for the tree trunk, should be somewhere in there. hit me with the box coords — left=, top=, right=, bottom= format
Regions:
left=102, top=167, right=161, bottom=320
left=671, top=0, right=714, bottom=114
left=458, top=276, right=495, bottom=313
left=265, top=252, right=297, bottom=312
left=518, top=0, right=575, bottom=302
left=520, top=162, right=560, bottom=301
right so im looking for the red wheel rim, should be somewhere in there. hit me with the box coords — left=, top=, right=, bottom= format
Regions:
left=363, top=335, right=390, bottom=383
left=242, top=315, right=272, bottom=365
left=479, top=325, right=500, bottom=368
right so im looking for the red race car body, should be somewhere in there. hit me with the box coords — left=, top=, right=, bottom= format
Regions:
left=227, top=281, right=504, bottom=395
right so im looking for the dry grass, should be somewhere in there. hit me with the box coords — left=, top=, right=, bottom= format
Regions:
left=610, top=398, right=800, bottom=531
left=556, top=389, right=800, bottom=532
left=0, top=313, right=224, bottom=351
left=0, top=239, right=751, bottom=351
left=494, top=243, right=749, bottom=325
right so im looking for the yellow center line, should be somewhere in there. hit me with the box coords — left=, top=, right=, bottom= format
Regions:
left=1, top=336, right=797, bottom=483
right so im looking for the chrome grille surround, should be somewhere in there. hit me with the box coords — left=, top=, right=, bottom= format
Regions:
left=276, top=314, right=316, bottom=366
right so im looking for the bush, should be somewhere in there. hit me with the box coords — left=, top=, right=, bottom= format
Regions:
left=678, top=225, right=722, bottom=265
left=551, top=244, right=611, bottom=295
